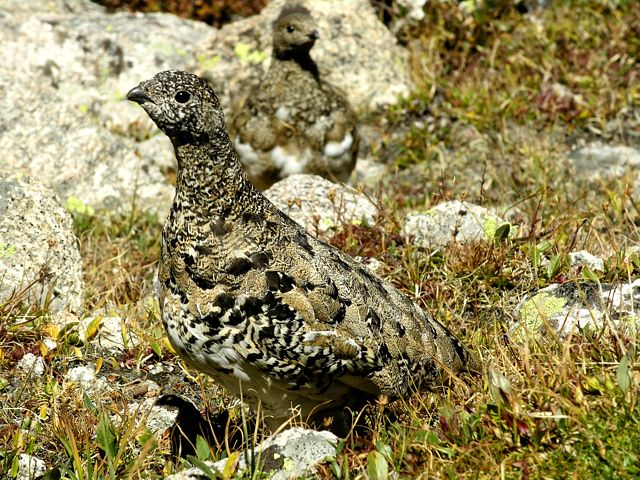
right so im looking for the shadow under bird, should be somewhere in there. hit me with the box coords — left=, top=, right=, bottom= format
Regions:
left=127, top=69, right=473, bottom=432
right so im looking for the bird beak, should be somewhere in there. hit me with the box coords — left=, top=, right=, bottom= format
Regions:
left=310, top=30, right=319, bottom=41
left=126, top=85, right=151, bottom=105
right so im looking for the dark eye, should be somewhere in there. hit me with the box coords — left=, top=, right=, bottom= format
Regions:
left=175, top=91, right=190, bottom=103
left=286, top=25, right=295, bottom=33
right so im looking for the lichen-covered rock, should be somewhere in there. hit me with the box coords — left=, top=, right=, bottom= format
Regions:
left=404, top=200, right=514, bottom=249
left=265, top=174, right=377, bottom=239
left=194, top=0, right=413, bottom=114
left=166, top=427, right=338, bottom=480
left=0, top=174, right=84, bottom=313
left=515, top=280, right=640, bottom=339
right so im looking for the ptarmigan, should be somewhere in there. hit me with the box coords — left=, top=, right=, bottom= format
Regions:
left=229, top=5, right=359, bottom=190
left=127, top=70, right=472, bottom=431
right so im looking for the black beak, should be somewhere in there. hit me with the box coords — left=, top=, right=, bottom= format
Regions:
left=309, top=30, right=319, bottom=41
left=126, top=85, right=151, bottom=104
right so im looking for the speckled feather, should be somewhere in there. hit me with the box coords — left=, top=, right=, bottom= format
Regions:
left=127, top=70, right=472, bottom=427
left=229, top=6, right=359, bottom=190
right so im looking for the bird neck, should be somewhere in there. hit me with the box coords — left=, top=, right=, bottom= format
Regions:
left=273, top=52, right=319, bottom=79
left=172, top=133, right=257, bottom=217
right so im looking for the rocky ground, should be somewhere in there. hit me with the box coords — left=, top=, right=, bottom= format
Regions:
left=1, top=0, right=639, bottom=479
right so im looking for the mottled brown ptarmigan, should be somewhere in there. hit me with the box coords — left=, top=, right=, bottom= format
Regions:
left=127, top=70, right=473, bottom=432
left=229, top=5, right=359, bottom=190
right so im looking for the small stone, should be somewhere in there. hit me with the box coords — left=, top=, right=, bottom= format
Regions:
left=42, top=338, right=57, bottom=351
left=65, top=364, right=107, bottom=394
left=16, top=453, right=46, bottom=480
left=17, top=353, right=46, bottom=377
left=146, top=401, right=180, bottom=435
left=404, top=200, right=514, bottom=249
left=514, top=280, right=640, bottom=339
left=569, top=250, right=605, bottom=272
left=568, top=142, right=640, bottom=181
left=165, top=427, right=338, bottom=480
left=350, top=157, right=387, bottom=189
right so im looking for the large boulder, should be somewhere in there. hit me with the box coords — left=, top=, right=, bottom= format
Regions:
left=194, top=0, right=413, bottom=114
left=0, top=174, right=84, bottom=313
left=0, top=0, right=413, bottom=217
left=0, top=0, right=210, bottom=216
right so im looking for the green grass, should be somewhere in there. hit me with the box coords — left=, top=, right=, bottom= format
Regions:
left=1, top=0, right=639, bottom=478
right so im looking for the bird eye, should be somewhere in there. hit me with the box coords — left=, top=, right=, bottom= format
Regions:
left=175, top=91, right=190, bottom=103
left=286, top=25, right=295, bottom=33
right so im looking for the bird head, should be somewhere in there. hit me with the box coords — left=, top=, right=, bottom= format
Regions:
left=126, top=70, right=225, bottom=146
left=272, top=5, right=319, bottom=59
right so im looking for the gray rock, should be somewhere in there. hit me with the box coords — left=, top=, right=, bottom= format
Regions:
left=350, top=157, right=387, bottom=189
left=194, top=0, right=413, bottom=114
left=515, top=280, right=640, bottom=339
left=404, top=200, right=514, bottom=249
left=146, top=402, right=179, bottom=435
left=16, top=353, right=46, bottom=378
left=0, top=0, right=411, bottom=216
left=16, top=453, right=46, bottom=480
left=0, top=174, right=84, bottom=313
left=0, top=0, right=209, bottom=216
left=569, top=250, right=605, bottom=272
left=568, top=142, right=640, bottom=181
left=265, top=174, right=377, bottom=239
left=166, top=427, right=338, bottom=480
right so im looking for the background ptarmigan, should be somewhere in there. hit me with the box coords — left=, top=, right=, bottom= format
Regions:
left=127, top=70, right=473, bottom=431
left=229, top=5, right=359, bottom=190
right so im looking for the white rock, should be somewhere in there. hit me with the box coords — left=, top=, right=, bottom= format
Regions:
left=16, top=454, right=46, bottom=480
left=569, top=250, right=605, bottom=272
left=65, top=364, right=107, bottom=394
left=17, top=353, right=46, bottom=377
left=515, top=279, right=640, bottom=339
left=350, top=157, right=387, bottom=189
left=265, top=174, right=377, bottom=240
left=0, top=0, right=209, bottom=217
left=116, top=397, right=177, bottom=435
left=78, top=313, right=141, bottom=352
left=166, top=427, right=338, bottom=480
left=568, top=142, right=640, bottom=181
left=404, top=200, right=514, bottom=249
